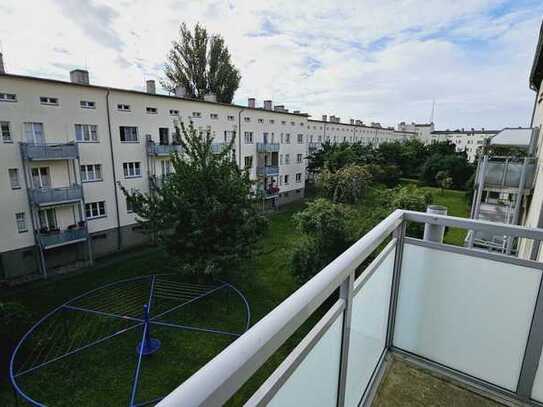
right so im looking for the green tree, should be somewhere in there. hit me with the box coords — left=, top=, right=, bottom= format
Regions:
left=162, top=22, right=241, bottom=103
left=319, top=164, right=372, bottom=203
left=122, top=120, right=266, bottom=277
left=435, top=170, right=453, bottom=192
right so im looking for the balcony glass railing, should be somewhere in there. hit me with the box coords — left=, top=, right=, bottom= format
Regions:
left=256, top=142, right=280, bottom=153
left=256, top=166, right=279, bottom=176
left=29, top=185, right=82, bottom=206
left=157, top=210, right=543, bottom=407
left=146, top=143, right=183, bottom=156
left=38, top=227, right=88, bottom=249
left=484, top=159, right=536, bottom=189
left=21, top=143, right=79, bottom=161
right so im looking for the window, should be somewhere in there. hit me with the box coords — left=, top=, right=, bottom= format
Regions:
left=258, top=118, right=264, bottom=123
left=244, top=156, right=253, bottom=168
left=80, top=100, right=96, bottom=109
left=24, top=122, right=45, bottom=143
left=75, top=124, right=98, bottom=142
left=290, top=121, right=295, bottom=126
left=297, top=134, right=303, bottom=144
left=270, top=119, right=275, bottom=124
left=0, top=92, right=17, bottom=102
left=126, top=197, right=134, bottom=213
left=284, top=174, right=289, bottom=185
left=31, top=167, right=50, bottom=188
left=117, top=104, right=131, bottom=111
left=192, top=112, right=201, bottom=118
left=244, top=117, right=250, bottom=122
left=280, top=154, right=284, bottom=165
left=210, top=113, right=218, bottom=120
left=244, top=132, right=254, bottom=144
left=40, top=96, right=59, bottom=105
left=227, top=115, right=235, bottom=121
left=1, top=121, right=11, bottom=142
left=123, top=162, right=141, bottom=178
left=16, top=212, right=27, bottom=233
left=80, top=164, right=102, bottom=182
left=120, top=126, right=138, bottom=142
left=284, top=154, right=290, bottom=164
left=296, top=173, right=302, bottom=183
left=85, top=201, right=106, bottom=219
left=146, top=107, right=158, bottom=114
left=284, top=134, right=290, bottom=144
left=9, top=169, right=20, bottom=189
left=224, top=130, right=236, bottom=142
left=169, top=109, right=179, bottom=116
left=296, top=154, right=303, bottom=163
left=281, top=121, right=286, bottom=125
left=38, top=208, right=57, bottom=230
left=159, top=128, right=169, bottom=145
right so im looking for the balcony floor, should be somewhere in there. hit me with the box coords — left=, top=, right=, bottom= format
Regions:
left=373, top=357, right=503, bottom=406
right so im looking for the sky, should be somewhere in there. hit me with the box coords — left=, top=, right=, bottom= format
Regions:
left=1, top=0, right=543, bottom=130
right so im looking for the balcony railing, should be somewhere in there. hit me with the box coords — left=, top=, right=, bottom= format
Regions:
left=483, top=158, right=536, bottom=189
left=256, top=166, right=279, bottom=176
left=211, top=143, right=228, bottom=154
left=21, top=143, right=79, bottom=161
left=29, top=185, right=82, bottom=206
left=157, top=210, right=543, bottom=407
left=37, top=226, right=88, bottom=249
left=256, top=142, right=280, bottom=153
left=308, top=142, right=321, bottom=152
left=146, top=143, right=183, bottom=156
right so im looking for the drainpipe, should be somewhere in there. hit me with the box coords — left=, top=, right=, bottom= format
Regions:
left=105, top=89, right=122, bottom=250
left=506, top=157, right=530, bottom=254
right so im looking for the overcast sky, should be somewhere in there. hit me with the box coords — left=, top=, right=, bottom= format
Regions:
left=1, top=0, right=542, bottom=129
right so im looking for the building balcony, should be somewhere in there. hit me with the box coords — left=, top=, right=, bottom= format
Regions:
left=149, top=174, right=173, bottom=190
left=29, top=184, right=83, bottom=207
left=256, top=166, right=279, bottom=177
left=146, top=142, right=183, bottom=156
left=21, top=142, right=79, bottom=161
left=37, top=225, right=88, bottom=249
left=256, top=142, right=280, bottom=153
left=308, top=142, right=321, bottom=153
left=157, top=210, right=543, bottom=407
left=211, top=142, right=228, bottom=154
left=482, top=158, right=536, bottom=191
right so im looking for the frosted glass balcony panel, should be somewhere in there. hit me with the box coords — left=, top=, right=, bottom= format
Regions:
left=394, top=243, right=541, bottom=391
left=267, top=316, right=343, bottom=407
left=344, top=242, right=395, bottom=407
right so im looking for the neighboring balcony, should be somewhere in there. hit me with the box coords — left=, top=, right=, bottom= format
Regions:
left=256, top=165, right=279, bottom=177
left=157, top=210, right=543, bottom=407
left=21, top=143, right=79, bottom=161
left=149, top=174, right=172, bottom=190
left=483, top=159, right=536, bottom=190
left=211, top=142, right=228, bottom=154
left=37, top=225, right=88, bottom=249
left=256, top=142, right=280, bottom=153
left=308, top=142, right=321, bottom=153
left=146, top=142, right=183, bottom=156
left=29, top=184, right=83, bottom=207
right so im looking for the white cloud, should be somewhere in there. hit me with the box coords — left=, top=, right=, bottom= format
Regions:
left=0, top=0, right=541, bottom=129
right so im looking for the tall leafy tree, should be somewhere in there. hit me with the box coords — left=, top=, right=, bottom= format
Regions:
left=122, top=120, right=266, bottom=277
left=162, top=22, right=241, bottom=103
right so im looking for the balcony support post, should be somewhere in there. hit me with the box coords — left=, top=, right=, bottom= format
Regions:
left=517, top=274, right=543, bottom=400
left=506, top=157, right=529, bottom=254
left=386, top=221, right=406, bottom=348
left=468, top=155, right=488, bottom=248
left=337, top=271, right=354, bottom=407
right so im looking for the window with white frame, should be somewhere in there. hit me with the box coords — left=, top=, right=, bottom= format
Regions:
left=80, top=164, right=102, bottom=182
left=296, top=154, right=303, bottom=163
left=123, top=162, right=141, bottom=178
left=85, top=201, right=106, bottom=219
left=270, top=119, right=275, bottom=124
left=8, top=168, right=20, bottom=189
left=227, top=115, right=235, bottom=121
left=0, top=92, right=17, bottom=102
left=244, top=132, right=254, bottom=144
left=244, top=156, right=253, bottom=168
left=244, top=117, right=250, bottom=122
left=258, top=118, right=263, bottom=123
left=284, top=154, right=290, bottom=164
left=210, top=113, right=218, bottom=120
left=297, top=134, right=303, bottom=144
left=126, top=197, right=134, bottom=213
left=284, top=133, right=290, bottom=144
left=117, top=104, right=131, bottom=111
left=75, top=124, right=98, bottom=142
left=15, top=212, right=27, bottom=232
left=146, top=107, right=158, bottom=114
left=224, top=130, right=236, bottom=142
left=120, top=126, right=138, bottom=142
left=40, top=96, right=59, bottom=105
left=24, top=122, right=45, bottom=144
left=1, top=121, right=11, bottom=142
left=192, top=112, right=201, bottom=118
left=80, top=100, right=96, bottom=109
left=290, top=121, right=295, bottom=126
left=296, top=173, right=302, bottom=183
left=284, top=174, right=289, bottom=184
left=169, top=109, right=179, bottom=116
left=281, top=121, right=286, bottom=125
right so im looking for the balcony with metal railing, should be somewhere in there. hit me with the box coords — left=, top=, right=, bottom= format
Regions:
left=21, top=143, right=79, bottom=161
left=308, top=142, right=322, bottom=153
left=29, top=184, right=83, bottom=207
left=211, top=142, right=229, bottom=154
left=256, top=142, right=280, bottom=153
left=256, top=166, right=280, bottom=177
left=37, top=226, right=88, bottom=249
left=157, top=210, right=543, bottom=407
left=146, top=142, right=183, bottom=156
left=483, top=158, right=537, bottom=191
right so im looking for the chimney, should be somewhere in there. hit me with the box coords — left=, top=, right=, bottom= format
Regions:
left=146, top=80, right=156, bottom=94
left=204, top=93, right=217, bottom=102
left=174, top=85, right=187, bottom=97
left=0, top=52, right=4, bottom=74
left=70, top=69, right=89, bottom=85
left=350, top=119, right=355, bottom=125
left=263, top=100, right=272, bottom=110
left=322, top=115, right=327, bottom=122
left=248, top=98, right=256, bottom=108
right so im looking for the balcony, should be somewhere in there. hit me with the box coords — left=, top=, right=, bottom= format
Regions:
left=256, top=166, right=279, bottom=177
left=29, top=185, right=82, bottom=207
left=37, top=226, right=88, bottom=249
left=157, top=211, right=543, bottom=407
left=146, top=142, right=183, bottom=156
left=21, top=143, right=79, bottom=161
left=308, top=142, right=321, bottom=153
left=211, top=142, right=228, bottom=154
left=483, top=158, right=536, bottom=191
left=256, top=142, right=280, bottom=153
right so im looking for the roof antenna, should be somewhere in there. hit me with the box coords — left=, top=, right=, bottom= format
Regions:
left=429, top=98, right=436, bottom=124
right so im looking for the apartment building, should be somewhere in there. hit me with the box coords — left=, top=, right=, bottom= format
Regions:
left=428, top=128, right=499, bottom=162
left=397, top=121, right=435, bottom=143
left=0, top=67, right=309, bottom=279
